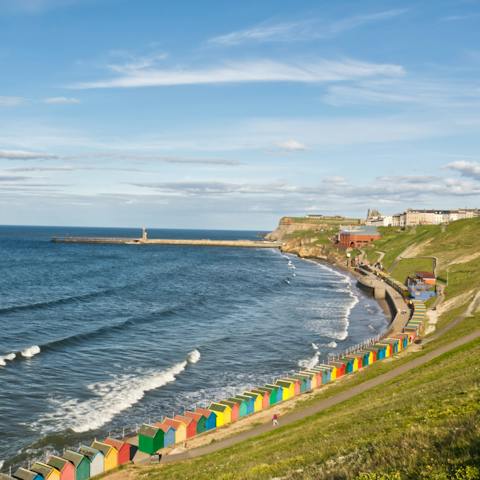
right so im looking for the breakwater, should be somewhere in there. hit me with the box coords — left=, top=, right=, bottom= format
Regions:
left=51, top=237, right=282, bottom=248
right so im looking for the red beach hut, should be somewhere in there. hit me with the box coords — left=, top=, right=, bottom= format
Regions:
left=251, top=388, right=270, bottom=409
left=184, top=411, right=208, bottom=434
left=103, top=438, right=131, bottom=466
left=330, top=361, right=346, bottom=377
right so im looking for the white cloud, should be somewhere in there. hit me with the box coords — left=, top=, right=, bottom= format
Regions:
left=70, top=58, right=404, bottom=89
left=208, top=9, right=407, bottom=46
left=277, top=139, right=307, bottom=151
left=446, top=161, right=480, bottom=180
left=0, top=96, right=27, bottom=107
left=0, top=149, right=59, bottom=160
left=43, top=96, right=80, bottom=104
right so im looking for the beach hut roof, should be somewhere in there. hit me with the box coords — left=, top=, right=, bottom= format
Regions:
left=209, top=403, right=227, bottom=412
left=163, top=418, right=184, bottom=430
left=47, top=456, right=69, bottom=471
left=13, top=469, right=39, bottom=480
left=219, top=400, right=237, bottom=408
left=227, top=397, right=245, bottom=405
left=62, top=450, right=85, bottom=468
left=154, top=422, right=174, bottom=433
left=91, top=440, right=113, bottom=456
left=31, top=462, right=56, bottom=478
left=138, top=424, right=159, bottom=438
left=265, top=384, right=279, bottom=390
left=186, top=411, right=206, bottom=421
left=103, top=438, right=125, bottom=450
left=78, top=446, right=100, bottom=461
left=195, top=408, right=214, bottom=418
left=174, top=415, right=194, bottom=426
left=0, top=474, right=16, bottom=480
left=243, top=391, right=259, bottom=399
left=276, top=379, right=293, bottom=387
left=318, top=363, right=333, bottom=370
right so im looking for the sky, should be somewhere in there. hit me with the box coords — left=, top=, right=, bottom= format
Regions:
left=0, top=0, right=480, bottom=230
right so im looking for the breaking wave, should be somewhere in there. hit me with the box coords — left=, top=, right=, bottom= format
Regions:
left=21, top=346, right=41, bottom=358
left=298, top=351, right=320, bottom=369
left=327, top=341, right=338, bottom=348
left=38, top=350, right=201, bottom=434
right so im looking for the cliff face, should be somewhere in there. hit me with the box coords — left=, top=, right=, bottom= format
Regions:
left=267, top=217, right=342, bottom=261
left=266, top=217, right=331, bottom=241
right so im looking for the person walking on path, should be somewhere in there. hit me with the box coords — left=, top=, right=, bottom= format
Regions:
left=272, top=413, right=279, bottom=427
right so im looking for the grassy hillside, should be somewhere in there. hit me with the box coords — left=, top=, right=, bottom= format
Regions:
left=365, top=219, right=480, bottom=313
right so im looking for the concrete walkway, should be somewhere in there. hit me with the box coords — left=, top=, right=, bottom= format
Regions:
left=161, top=329, right=480, bottom=464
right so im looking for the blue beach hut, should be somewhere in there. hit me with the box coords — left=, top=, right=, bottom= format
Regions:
left=235, top=395, right=255, bottom=415
left=292, top=374, right=311, bottom=392
left=312, top=366, right=331, bottom=384
left=195, top=408, right=217, bottom=430
left=265, top=384, right=282, bottom=403
left=154, top=422, right=176, bottom=447
left=228, top=397, right=248, bottom=418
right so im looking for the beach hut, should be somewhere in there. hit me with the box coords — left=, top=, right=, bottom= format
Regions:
left=340, top=357, right=355, bottom=374
left=285, top=377, right=302, bottom=395
left=174, top=415, right=198, bottom=439
left=194, top=408, right=217, bottom=431
left=219, top=400, right=240, bottom=422
left=330, top=361, right=346, bottom=377
left=185, top=410, right=208, bottom=434
left=378, top=342, right=392, bottom=357
left=299, top=371, right=318, bottom=389
left=226, top=397, right=248, bottom=417
left=312, top=366, right=331, bottom=384
left=13, top=469, right=42, bottom=480
left=162, top=418, right=187, bottom=444
left=360, top=350, right=374, bottom=366
left=364, top=349, right=377, bottom=363
left=47, top=457, right=74, bottom=480
left=103, top=438, right=132, bottom=465
left=91, top=440, right=118, bottom=471
left=394, top=333, right=409, bottom=349
left=318, top=364, right=336, bottom=380
left=235, top=395, right=255, bottom=415
left=385, top=338, right=400, bottom=354
left=208, top=403, right=231, bottom=426
left=251, top=388, right=270, bottom=409
left=291, top=374, right=311, bottom=392
left=153, top=422, right=176, bottom=448
left=344, top=355, right=360, bottom=371
left=243, top=391, right=263, bottom=412
left=373, top=344, right=387, bottom=360
left=275, top=380, right=295, bottom=399
left=30, top=462, right=60, bottom=480
left=264, top=384, right=282, bottom=403
left=138, top=424, right=164, bottom=454
left=62, top=450, right=90, bottom=480
left=78, top=446, right=104, bottom=477
left=305, top=369, right=323, bottom=387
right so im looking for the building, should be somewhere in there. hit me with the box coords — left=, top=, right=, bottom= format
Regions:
left=367, top=208, right=479, bottom=228
left=338, top=226, right=381, bottom=248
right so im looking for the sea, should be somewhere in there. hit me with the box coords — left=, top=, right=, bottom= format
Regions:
left=0, top=226, right=388, bottom=468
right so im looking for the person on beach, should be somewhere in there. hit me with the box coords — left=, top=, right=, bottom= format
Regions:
left=272, top=413, right=279, bottom=427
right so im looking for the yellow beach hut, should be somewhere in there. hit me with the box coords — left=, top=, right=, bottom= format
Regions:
left=91, top=440, right=118, bottom=471
left=243, top=391, right=263, bottom=413
left=163, top=418, right=187, bottom=444
left=318, top=364, right=337, bottom=381
left=345, top=355, right=360, bottom=372
left=30, top=463, right=60, bottom=480
left=209, top=402, right=231, bottom=426
left=275, top=379, right=295, bottom=399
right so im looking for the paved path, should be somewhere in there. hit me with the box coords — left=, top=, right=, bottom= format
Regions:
left=162, top=329, right=480, bottom=464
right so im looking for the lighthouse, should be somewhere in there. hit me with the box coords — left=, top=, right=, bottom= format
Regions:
left=142, top=227, right=148, bottom=242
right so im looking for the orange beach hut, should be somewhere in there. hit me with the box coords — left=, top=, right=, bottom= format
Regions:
left=103, top=438, right=132, bottom=465
left=174, top=415, right=198, bottom=439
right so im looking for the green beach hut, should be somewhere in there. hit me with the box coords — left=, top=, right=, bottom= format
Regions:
left=138, top=424, right=164, bottom=454
left=62, top=450, right=90, bottom=480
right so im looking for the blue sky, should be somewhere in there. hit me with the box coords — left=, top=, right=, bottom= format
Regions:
left=0, top=0, right=479, bottom=229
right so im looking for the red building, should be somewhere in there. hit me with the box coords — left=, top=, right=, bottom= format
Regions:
left=339, top=226, right=381, bottom=248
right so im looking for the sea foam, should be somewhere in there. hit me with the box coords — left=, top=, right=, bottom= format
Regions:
left=39, top=351, right=200, bottom=433
left=298, top=351, right=320, bottom=369
left=21, top=345, right=41, bottom=358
